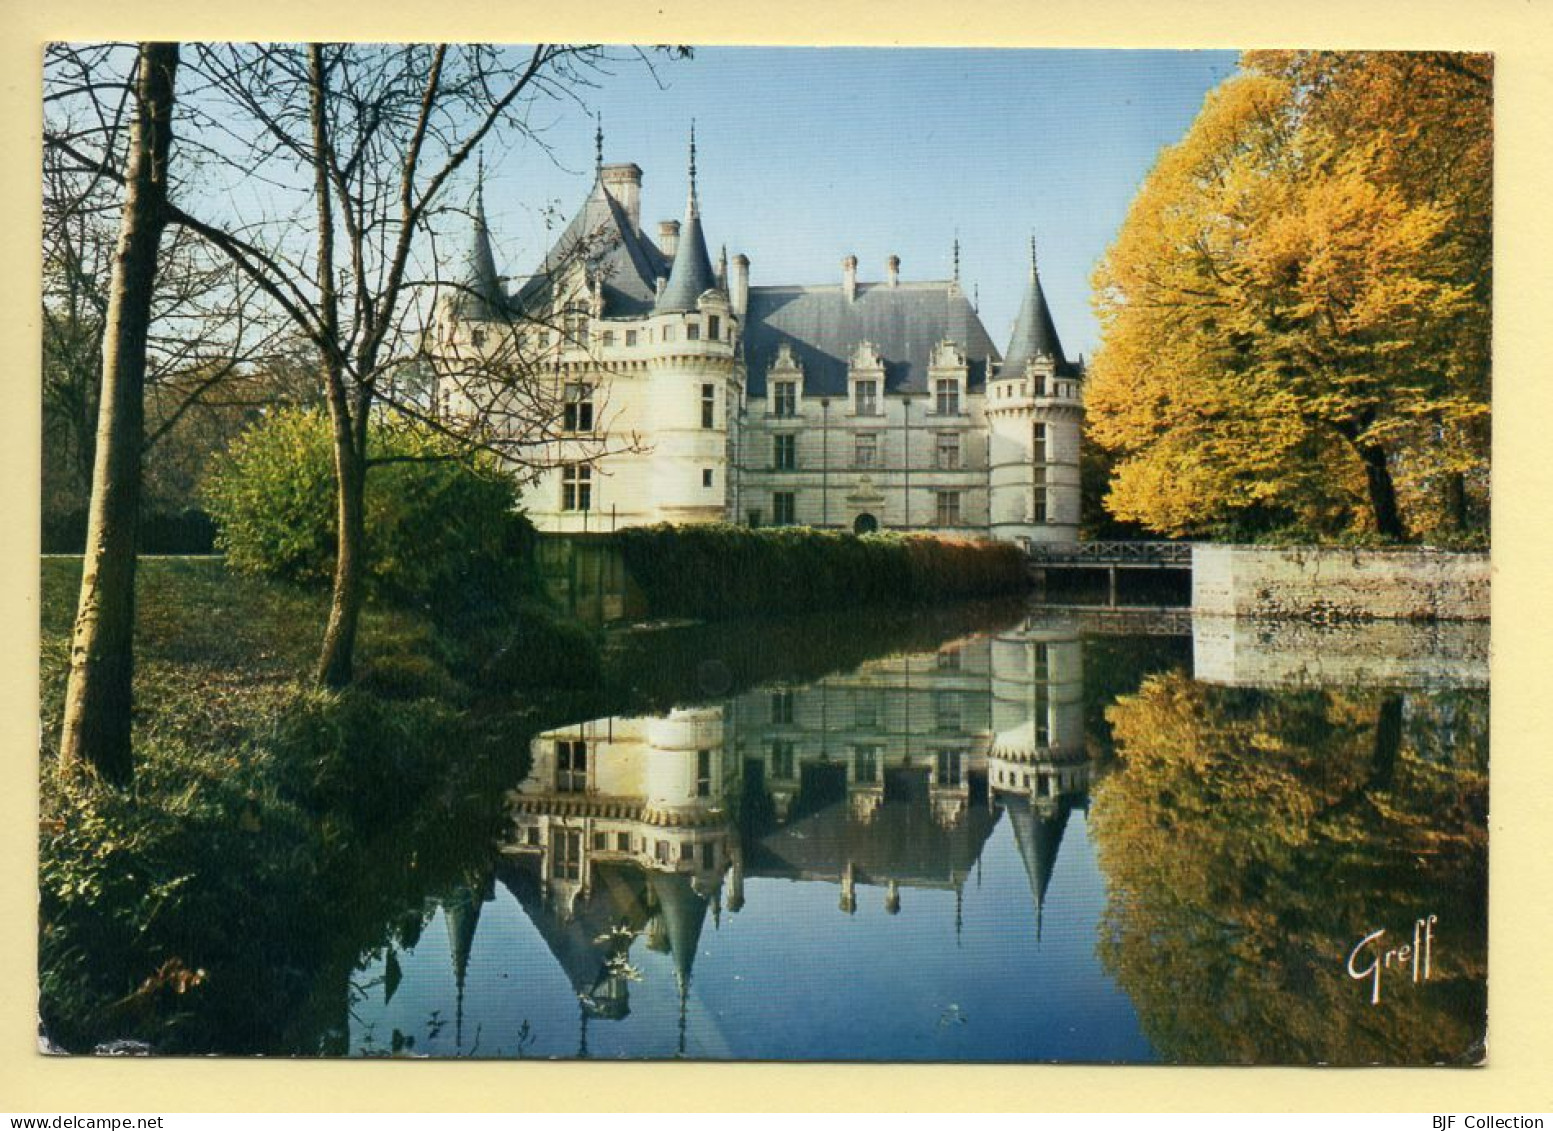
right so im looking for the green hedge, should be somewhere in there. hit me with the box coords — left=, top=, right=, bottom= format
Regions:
left=612, top=524, right=1028, bottom=619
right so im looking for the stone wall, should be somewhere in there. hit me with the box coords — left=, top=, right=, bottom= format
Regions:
left=1191, top=545, right=1490, bottom=622
left=1192, top=616, right=1489, bottom=689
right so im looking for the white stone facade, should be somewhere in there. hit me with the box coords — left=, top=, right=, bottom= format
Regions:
left=435, top=152, right=1083, bottom=545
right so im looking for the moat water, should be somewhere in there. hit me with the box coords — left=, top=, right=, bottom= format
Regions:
left=339, top=607, right=1488, bottom=1065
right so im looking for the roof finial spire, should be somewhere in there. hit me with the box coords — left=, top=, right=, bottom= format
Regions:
left=1030, top=231, right=1039, bottom=279
left=687, top=119, right=699, bottom=217
left=594, top=111, right=604, bottom=177
left=475, top=151, right=486, bottom=211
left=953, top=231, right=961, bottom=283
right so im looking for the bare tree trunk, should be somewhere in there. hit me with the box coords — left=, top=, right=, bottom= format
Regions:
left=57, top=43, right=180, bottom=784
left=316, top=390, right=366, bottom=688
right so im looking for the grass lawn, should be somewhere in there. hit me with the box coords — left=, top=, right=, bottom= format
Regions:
left=39, top=556, right=450, bottom=758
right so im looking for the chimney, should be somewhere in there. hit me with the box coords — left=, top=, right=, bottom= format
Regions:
left=886, top=254, right=900, bottom=288
left=658, top=219, right=680, bottom=257
left=600, top=163, right=643, bottom=232
left=731, top=253, right=749, bottom=320
left=842, top=254, right=858, bottom=303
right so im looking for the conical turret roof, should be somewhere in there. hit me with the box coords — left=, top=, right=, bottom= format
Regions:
left=656, top=125, right=719, bottom=314
left=456, top=175, right=506, bottom=320
left=1001, top=236, right=1065, bottom=376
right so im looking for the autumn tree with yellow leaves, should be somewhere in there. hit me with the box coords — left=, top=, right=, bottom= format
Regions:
left=1087, top=52, right=1491, bottom=543
left=1090, top=674, right=1488, bottom=1064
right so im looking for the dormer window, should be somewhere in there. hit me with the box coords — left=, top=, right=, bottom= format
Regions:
left=773, top=380, right=797, bottom=418
left=563, top=302, right=588, bottom=344
left=935, top=378, right=961, bottom=416
left=854, top=380, right=879, bottom=416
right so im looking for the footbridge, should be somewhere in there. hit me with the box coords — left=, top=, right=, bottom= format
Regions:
left=1026, top=540, right=1194, bottom=605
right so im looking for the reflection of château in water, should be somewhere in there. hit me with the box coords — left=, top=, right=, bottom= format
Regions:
left=499, top=618, right=1089, bottom=1038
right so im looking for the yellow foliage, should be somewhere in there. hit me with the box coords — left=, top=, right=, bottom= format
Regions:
left=1088, top=54, right=1491, bottom=541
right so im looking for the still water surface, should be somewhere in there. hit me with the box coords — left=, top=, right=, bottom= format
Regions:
left=346, top=609, right=1488, bottom=1064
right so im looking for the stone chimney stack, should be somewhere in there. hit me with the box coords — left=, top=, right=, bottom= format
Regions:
left=887, top=254, right=900, bottom=288
left=731, top=253, right=749, bottom=320
left=600, top=163, right=643, bottom=233
left=658, top=219, right=680, bottom=257
left=843, top=254, right=858, bottom=303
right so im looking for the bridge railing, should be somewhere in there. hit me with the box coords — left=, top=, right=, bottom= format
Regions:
left=1026, top=540, right=1193, bottom=566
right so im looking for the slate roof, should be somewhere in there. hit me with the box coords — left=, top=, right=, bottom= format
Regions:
left=743, top=281, right=1000, bottom=399
left=1000, top=245, right=1074, bottom=377
left=510, top=177, right=670, bottom=319
left=655, top=209, right=718, bottom=313
left=454, top=185, right=506, bottom=320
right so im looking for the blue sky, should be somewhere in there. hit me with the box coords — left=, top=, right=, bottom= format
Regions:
left=477, top=47, right=1239, bottom=360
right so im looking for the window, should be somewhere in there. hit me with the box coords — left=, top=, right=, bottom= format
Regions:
left=1034, top=373, right=1047, bottom=397
left=696, top=749, right=713, bottom=798
left=936, top=432, right=961, bottom=470
left=680, top=841, right=695, bottom=862
left=703, top=468, right=714, bottom=489
left=935, top=378, right=960, bottom=416
left=656, top=840, right=671, bottom=863
left=854, top=746, right=879, bottom=784
left=562, top=383, right=594, bottom=434
left=854, top=379, right=879, bottom=416
left=708, top=314, right=721, bottom=340
left=701, top=383, right=716, bottom=429
left=770, top=740, right=796, bottom=781
left=773, top=380, right=797, bottom=418
left=937, top=648, right=961, bottom=670
left=936, top=491, right=961, bottom=527
left=600, top=330, right=615, bottom=348
left=1033, top=423, right=1050, bottom=523
left=593, top=831, right=607, bottom=850
left=936, top=750, right=964, bottom=788
left=561, top=464, right=592, bottom=512
left=854, top=432, right=878, bottom=468
left=663, top=325, right=676, bottom=343
left=625, top=329, right=638, bottom=347
left=771, top=690, right=795, bottom=724
left=700, top=842, right=715, bottom=869
left=687, top=321, right=701, bottom=341
left=935, top=691, right=961, bottom=733
left=617, top=831, right=631, bottom=852
left=556, top=738, right=587, bottom=792
left=772, top=491, right=796, bottom=526
left=471, top=328, right=486, bottom=348
left=854, top=694, right=878, bottom=729
left=1034, top=642, right=1050, bottom=679
left=747, top=508, right=762, bottom=528
left=553, top=829, right=582, bottom=881
left=526, top=825, right=541, bottom=847
left=563, top=302, right=588, bottom=343
left=774, top=434, right=796, bottom=471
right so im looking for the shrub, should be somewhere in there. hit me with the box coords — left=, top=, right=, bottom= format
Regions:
left=477, top=601, right=603, bottom=692
left=612, top=523, right=1028, bottom=619
left=203, top=408, right=533, bottom=610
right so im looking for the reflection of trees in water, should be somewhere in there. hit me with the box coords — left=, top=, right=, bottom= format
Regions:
left=1090, top=674, right=1487, bottom=1065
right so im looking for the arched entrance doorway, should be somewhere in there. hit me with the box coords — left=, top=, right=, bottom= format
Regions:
left=853, top=512, right=878, bottom=535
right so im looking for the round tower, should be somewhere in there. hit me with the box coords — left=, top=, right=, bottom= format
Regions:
left=644, top=122, right=742, bottom=525
left=987, top=237, right=1083, bottom=546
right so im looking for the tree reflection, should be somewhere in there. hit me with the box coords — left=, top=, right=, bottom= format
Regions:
left=1091, top=674, right=1487, bottom=1064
